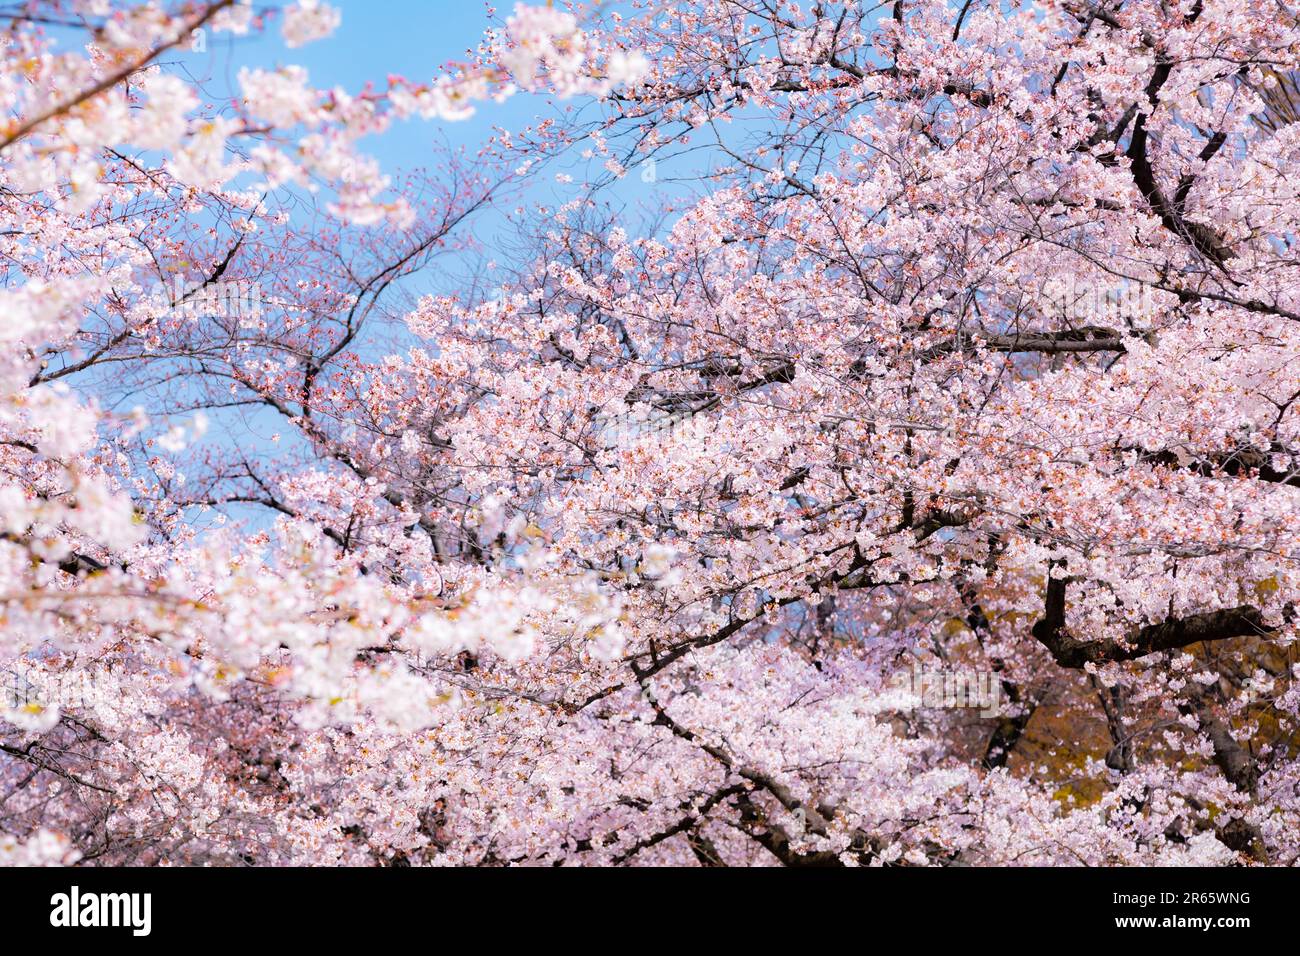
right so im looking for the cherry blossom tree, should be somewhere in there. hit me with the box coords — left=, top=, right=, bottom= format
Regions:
left=3, top=0, right=1300, bottom=867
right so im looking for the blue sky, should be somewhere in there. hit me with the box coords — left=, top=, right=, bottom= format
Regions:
left=179, top=1, right=674, bottom=228
left=56, top=2, right=710, bottom=531
left=150, top=2, right=650, bottom=528
left=167, top=1, right=691, bottom=307
left=194, top=1, right=548, bottom=165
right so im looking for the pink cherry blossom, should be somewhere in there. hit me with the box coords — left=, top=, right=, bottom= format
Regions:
left=2, top=0, right=1300, bottom=869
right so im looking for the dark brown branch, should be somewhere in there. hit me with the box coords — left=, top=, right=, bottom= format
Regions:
left=0, top=2, right=235, bottom=152
left=1034, top=573, right=1276, bottom=668
left=1123, top=49, right=1235, bottom=268
left=923, top=326, right=1126, bottom=361
left=610, top=784, right=746, bottom=864
left=1136, top=443, right=1300, bottom=488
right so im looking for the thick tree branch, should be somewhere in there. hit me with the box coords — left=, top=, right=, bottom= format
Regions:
left=1033, top=572, right=1277, bottom=668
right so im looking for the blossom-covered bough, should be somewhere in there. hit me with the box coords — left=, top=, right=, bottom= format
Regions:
left=2, top=0, right=1299, bottom=867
